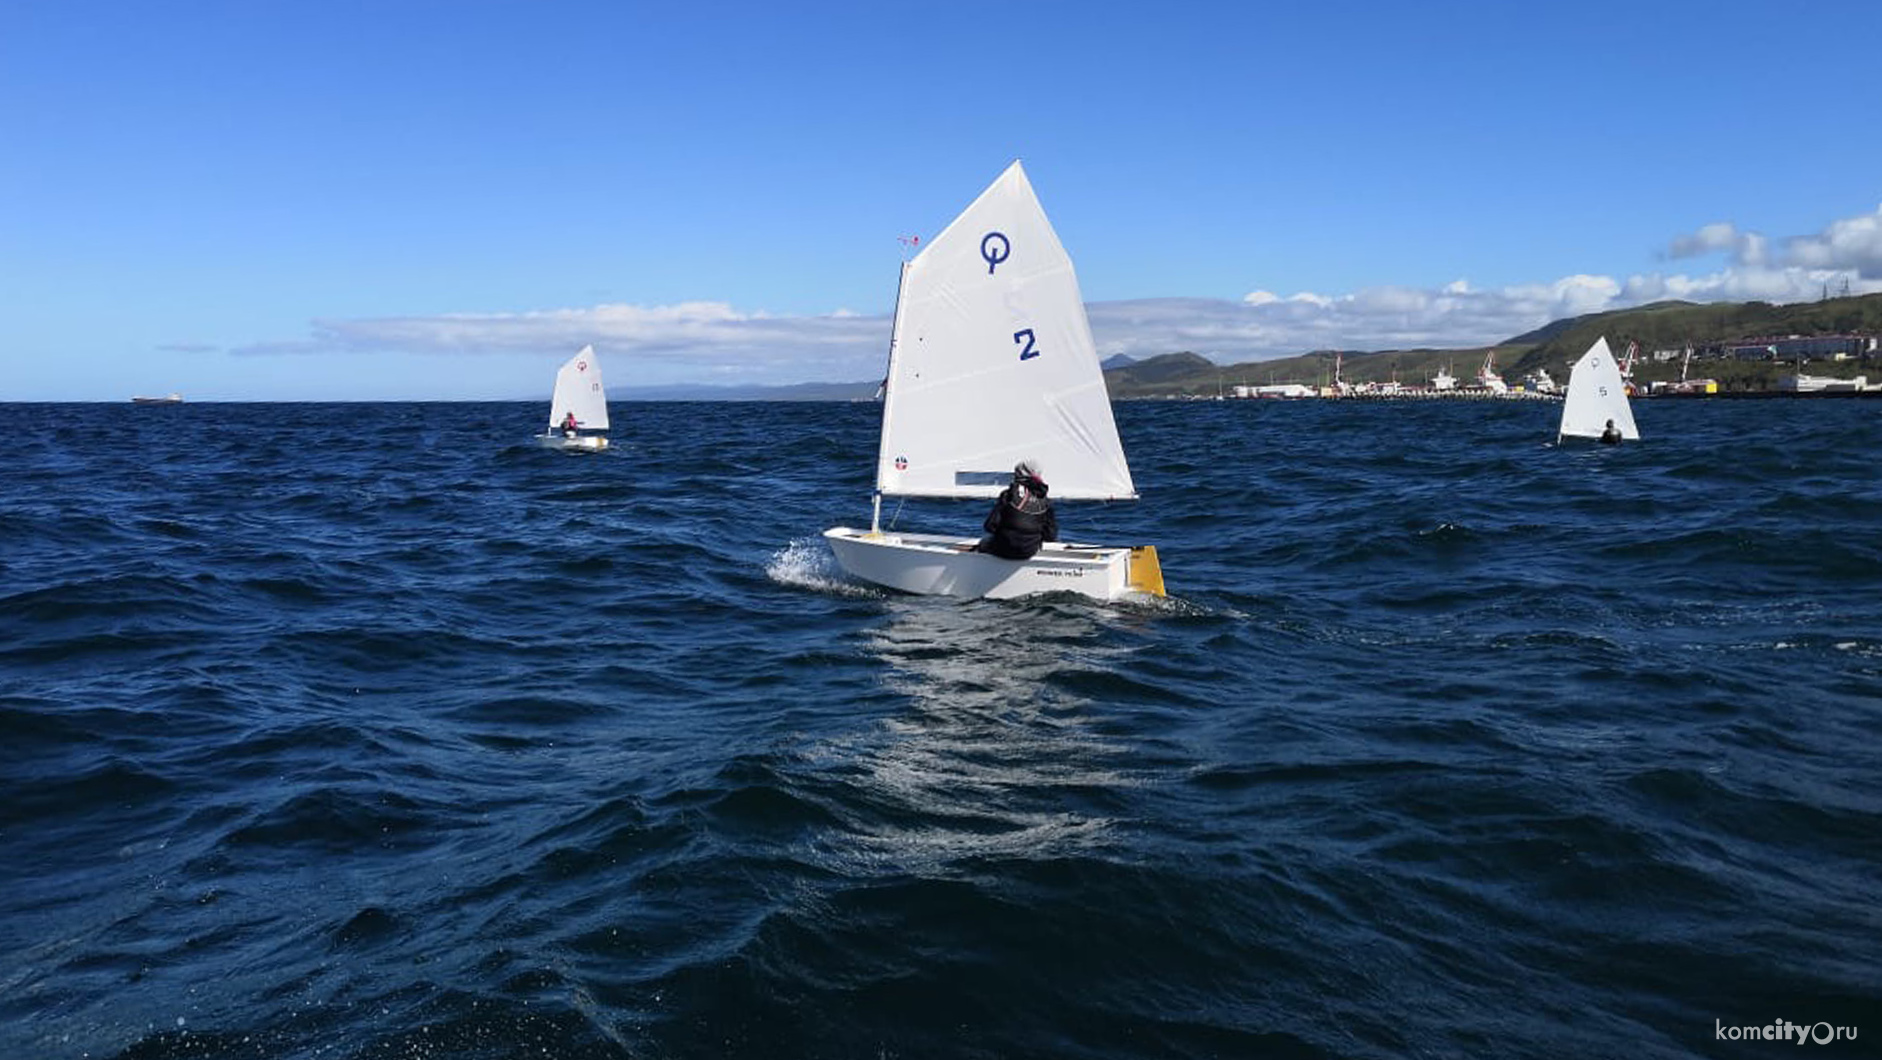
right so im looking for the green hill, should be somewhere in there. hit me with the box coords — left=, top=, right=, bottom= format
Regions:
left=1506, top=293, right=1882, bottom=378
left=1103, top=292, right=1882, bottom=397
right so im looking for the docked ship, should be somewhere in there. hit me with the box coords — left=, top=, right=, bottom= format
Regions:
left=1779, top=373, right=1868, bottom=393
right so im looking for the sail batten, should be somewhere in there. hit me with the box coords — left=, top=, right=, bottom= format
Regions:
left=873, top=161, right=1135, bottom=502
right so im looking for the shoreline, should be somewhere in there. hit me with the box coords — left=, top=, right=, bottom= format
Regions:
left=1150, top=388, right=1882, bottom=403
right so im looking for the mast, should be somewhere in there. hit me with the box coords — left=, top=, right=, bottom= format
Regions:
left=871, top=261, right=911, bottom=533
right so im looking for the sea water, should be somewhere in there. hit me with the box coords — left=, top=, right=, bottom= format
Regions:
left=1, top=398, right=1876, bottom=1059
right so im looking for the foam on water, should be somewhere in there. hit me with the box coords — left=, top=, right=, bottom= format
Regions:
left=765, top=537, right=881, bottom=597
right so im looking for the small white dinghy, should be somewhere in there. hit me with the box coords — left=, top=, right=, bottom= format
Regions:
left=1557, top=336, right=1639, bottom=445
left=824, top=161, right=1163, bottom=602
left=539, top=345, right=610, bottom=452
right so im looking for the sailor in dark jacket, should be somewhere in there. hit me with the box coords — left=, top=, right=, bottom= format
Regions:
left=975, top=461, right=1058, bottom=560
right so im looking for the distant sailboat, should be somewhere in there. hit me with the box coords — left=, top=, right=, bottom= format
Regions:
left=822, top=161, right=1163, bottom=601
left=539, top=345, right=610, bottom=452
left=1557, top=337, right=1639, bottom=444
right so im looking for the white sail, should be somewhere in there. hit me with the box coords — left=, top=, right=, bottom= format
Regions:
left=546, top=345, right=609, bottom=431
left=1558, top=337, right=1638, bottom=441
left=874, top=161, right=1134, bottom=501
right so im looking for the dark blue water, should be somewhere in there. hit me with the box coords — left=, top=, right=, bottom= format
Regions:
left=3, top=399, right=1877, bottom=1059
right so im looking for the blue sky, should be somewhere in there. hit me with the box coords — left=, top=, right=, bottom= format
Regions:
left=5, top=0, right=1880, bottom=400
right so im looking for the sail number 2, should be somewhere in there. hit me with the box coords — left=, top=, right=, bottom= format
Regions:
left=1014, top=328, right=1040, bottom=361
left=984, top=229, right=1037, bottom=360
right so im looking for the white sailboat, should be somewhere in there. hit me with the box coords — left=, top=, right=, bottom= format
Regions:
left=539, top=345, right=610, bottom=452
left=1557, top=336, right=1639, bottom=444
left=823, top=161, right=1164, bottom=602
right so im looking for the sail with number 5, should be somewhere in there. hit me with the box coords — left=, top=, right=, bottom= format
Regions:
left=822, top=161, right=1162, bottom=601
left=1557, top=336, right=1639, bottom=443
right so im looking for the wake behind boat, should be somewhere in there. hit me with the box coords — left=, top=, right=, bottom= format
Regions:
left=1557, top=337, right=1640, bottom=444
left=823, top=161, right=1164, bottom=602
left=538, top=345, right=610, bottom=452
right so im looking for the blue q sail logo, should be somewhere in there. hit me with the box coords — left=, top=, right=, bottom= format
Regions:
left=981, top=232, right=1010, bottom=274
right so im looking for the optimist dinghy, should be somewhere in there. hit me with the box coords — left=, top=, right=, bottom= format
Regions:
left=823, top=161, right=1163, bottom=601
left=539, top=345, right=610, bottom=452
left=1557, top=337, right=1639, bottom=444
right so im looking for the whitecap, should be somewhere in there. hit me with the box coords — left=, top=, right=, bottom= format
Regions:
left=766, top=538, right=882, bottom=597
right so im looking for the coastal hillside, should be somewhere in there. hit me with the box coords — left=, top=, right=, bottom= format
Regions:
left=1103, top=292, right=1882, bottom=397
left=1504, top=293, right=1882, bottom=377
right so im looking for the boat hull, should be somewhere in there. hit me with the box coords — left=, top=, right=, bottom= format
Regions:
left=823, top=527, right=1161, bottom=602
left=539, top=433, right=609, bottom=452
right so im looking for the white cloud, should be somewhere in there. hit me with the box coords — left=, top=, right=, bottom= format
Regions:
left=1740, top=232, right=1771, bottom=268
left=1350, top=286, right=1431, bottom=314
left=1090, top=273, right=1640, bottom=362
left=1620, top=264, right=1876, bottom=304
left=229, top=205, right=1882, bottom=382
left=1668, top=222, right=1741, bottom=259
left=232, top=300, right=891, bottom=386
left=1090, top=257, right=1881, bottom=365
left=1664, top=221, right=1771, bottom=266
left=1661, top=208, right=1882, bottom=274
left=1785, top=206, right=1882, bottom=277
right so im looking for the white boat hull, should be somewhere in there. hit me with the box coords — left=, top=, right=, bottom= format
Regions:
left=539, top=433, right=609, bottom=452
left=823, top=527, right=1161, bottom=602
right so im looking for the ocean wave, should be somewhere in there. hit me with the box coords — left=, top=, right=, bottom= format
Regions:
left=0, top=398, right=1875, bottom=1060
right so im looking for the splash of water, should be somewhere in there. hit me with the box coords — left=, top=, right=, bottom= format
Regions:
left=765, top=537, right=881, bottom=597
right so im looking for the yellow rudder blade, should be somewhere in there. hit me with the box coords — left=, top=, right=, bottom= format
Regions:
left=1127, top=546, right=1165, bottom=597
